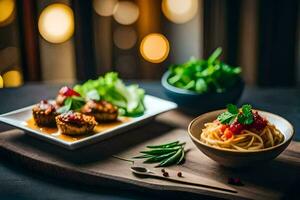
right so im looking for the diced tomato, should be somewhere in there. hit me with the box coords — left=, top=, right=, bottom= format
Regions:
left=224, top=128, right=233, bottom=139
left=220, top=124, right=228, bottom=133
left=59, top=86, right=80, bottom=97
left=229, top=121, right=244, bottom=134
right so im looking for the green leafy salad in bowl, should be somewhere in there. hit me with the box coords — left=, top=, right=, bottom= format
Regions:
left=161, top=47, right=244, bottom=114
left=166, top=47, right=241, bottom=93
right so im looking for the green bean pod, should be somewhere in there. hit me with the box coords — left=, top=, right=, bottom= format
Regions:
left=140, top=146, right=181, bottom=155
left=176, top=149, right=185, bottom=164
left=143, top=151, right=176, bottom=163
left=163, top=142, right=186, bottom=149
left=157, top=148, right=183, bottom=167
left=146, top=141, right=179, bottom=149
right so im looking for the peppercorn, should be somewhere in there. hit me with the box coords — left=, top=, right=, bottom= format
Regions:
left=177, top=172, right=182, bottom=177
left=163, top=172, right=169, bottom=177
left=161, top=169, right=165, bottom=173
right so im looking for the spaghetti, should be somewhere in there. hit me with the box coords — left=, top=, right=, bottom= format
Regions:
left=200, top=105, right=284, bottom=151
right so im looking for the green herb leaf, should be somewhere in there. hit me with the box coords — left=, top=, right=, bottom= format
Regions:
left=242, top=104, right=252, bottom=116
left=195, top=78, right=207, bottom=93
left=167, top=47, right=241, bottom=94
left=236, top=104, right=254, bottom=125
left=57, top=98, right=72, bottom=113
left=217, top=111, right=237, bottom=124
left=208, top=47, right=222, bottom=64
left=70, top=96, right=85, bottom=110
left=57, top=104, right=71, bottom=114
left=57, top=96, right=85, bottom=113
left=237, top=113, right=253, bottom=125
left=218, top=104, right=254, bottom=125
left=227, top=104, right=239, bottom=114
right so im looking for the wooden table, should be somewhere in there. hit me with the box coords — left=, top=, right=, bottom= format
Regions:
left=0, top=82, right=299, bottom=200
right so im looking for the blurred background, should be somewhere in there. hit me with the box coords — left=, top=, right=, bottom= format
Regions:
left=0, top=0, right=299, bottom=88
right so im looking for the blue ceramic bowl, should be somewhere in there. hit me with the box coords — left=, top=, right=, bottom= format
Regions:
left=161, top=71, right=244, bottom=114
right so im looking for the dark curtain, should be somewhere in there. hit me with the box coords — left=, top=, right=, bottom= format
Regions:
left=72, top=0, right=97, bottom=81
left=257, top=0, right=299, bottom=86
left=204, top=0, right=299, bottom=86
left=16, top=0, right=41, bottom=81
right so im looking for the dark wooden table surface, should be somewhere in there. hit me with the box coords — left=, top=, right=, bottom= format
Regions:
left=0, top=82, right=299, bottom=200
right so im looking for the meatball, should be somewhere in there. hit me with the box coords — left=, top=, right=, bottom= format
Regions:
left=55, top=111, right=97, bottom=135
left=32, top=100, right=58, bottom=127
left=81, top=100, right=118, bottom=122
left=56, top=86, right=80, bottom=106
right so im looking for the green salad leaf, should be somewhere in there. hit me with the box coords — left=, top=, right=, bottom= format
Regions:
left=167, top=47, right=241, bottom=93
left=73, top=72, right=145, bottom=116
left=86, top=89, right=100, bottom=101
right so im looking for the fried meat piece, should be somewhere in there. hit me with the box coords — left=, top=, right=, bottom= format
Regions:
left=32, top=100, right=58, bottom=127
left=55, top=111, right=97, bottom=135
left=81, top=100, right=118, bottom=122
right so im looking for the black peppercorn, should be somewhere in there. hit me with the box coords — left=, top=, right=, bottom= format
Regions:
left=163, top=172, right=169, bottom=177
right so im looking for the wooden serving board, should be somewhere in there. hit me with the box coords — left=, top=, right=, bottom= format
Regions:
left=0, top=111, right=300, bottom=200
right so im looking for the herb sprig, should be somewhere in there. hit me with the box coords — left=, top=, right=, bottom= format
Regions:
left=57, top=96, right=85, bottom=113
left=133, top=141, right=185, bottom=167
left=217, top=104, right=254, bottom=125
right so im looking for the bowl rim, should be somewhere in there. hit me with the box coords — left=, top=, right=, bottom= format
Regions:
left=188, top=109, right=295, bottom=153
left=161, top=70, right=244, bottom=96
left=161, top=70, right=200, bottom=95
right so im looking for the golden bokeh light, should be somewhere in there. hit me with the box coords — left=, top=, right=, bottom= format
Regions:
left=38, top=3, right=74, bottom=44
left=93, top=0, right=118, bottom=16
left=140, top=33, right=170, bottom=63
left=3, top=70, right=23, bottom=87
left=162, top=0, right=198, bottom=24
left=113, top=1, right=139, bottom=25
left=113, top=26, right=137, bottom=49
left=0, top=0, right=15, bottom=27
left=0, top=75, right=3, bottom=88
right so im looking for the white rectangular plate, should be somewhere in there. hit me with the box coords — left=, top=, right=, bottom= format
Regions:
left=0, top=95, right=177, bottom=149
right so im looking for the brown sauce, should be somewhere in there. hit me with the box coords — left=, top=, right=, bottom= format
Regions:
left=26, top=117, right=131, bottom=142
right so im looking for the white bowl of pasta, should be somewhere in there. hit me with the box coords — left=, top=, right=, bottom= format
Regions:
left=188, top=106, right=294, bottom=168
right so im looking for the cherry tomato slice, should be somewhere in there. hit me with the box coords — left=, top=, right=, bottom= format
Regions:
left=59, top=86, right=80, bottom=97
